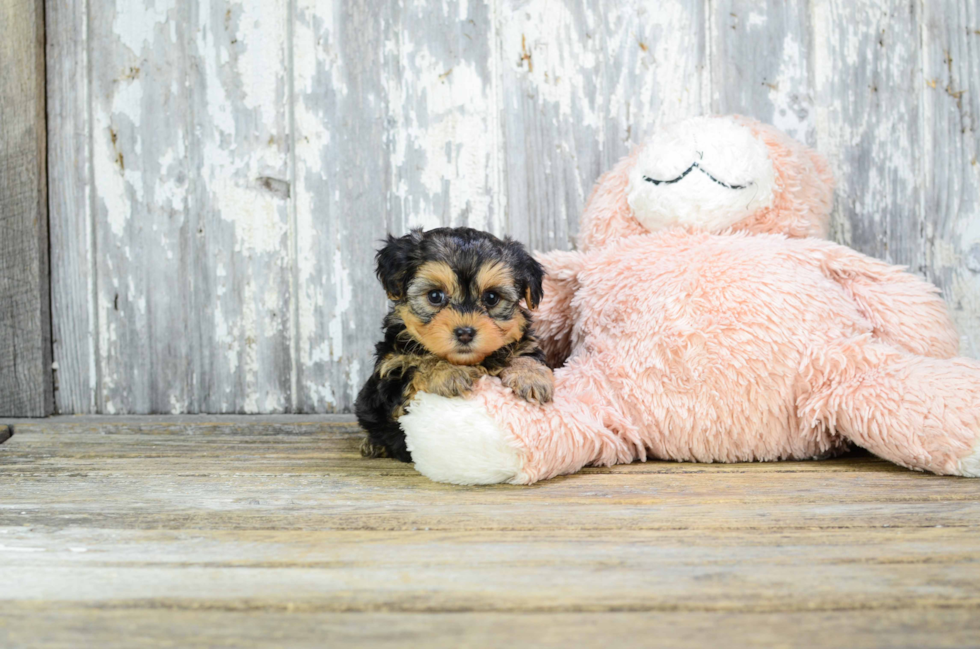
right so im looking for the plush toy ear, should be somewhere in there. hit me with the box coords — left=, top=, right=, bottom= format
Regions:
left=376, top=229, right=424, bottom=300
left=505, top=239, right=545, bottom=310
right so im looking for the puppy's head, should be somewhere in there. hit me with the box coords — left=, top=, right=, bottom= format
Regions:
left=377, top=227, right=544, bottom=365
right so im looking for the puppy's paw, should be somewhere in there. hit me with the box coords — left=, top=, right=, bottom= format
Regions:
left=360, top=438, right=389, bottom=459
left=413, top=362, right=487, bottom=399
left=501, top=358, right=554, bottom=404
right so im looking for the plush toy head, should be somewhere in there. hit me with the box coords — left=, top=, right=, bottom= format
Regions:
left=578, top=115, right=835, bottom=251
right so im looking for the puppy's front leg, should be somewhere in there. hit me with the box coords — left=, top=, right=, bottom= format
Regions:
left=500, top=357, right=554, bottom=404
left=411, top=360, right=488, bottom=399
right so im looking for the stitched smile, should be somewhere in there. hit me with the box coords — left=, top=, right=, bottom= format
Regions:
left=643, top=161, right=753, bottom=190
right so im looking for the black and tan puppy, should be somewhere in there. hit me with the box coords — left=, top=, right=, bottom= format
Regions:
left=355, top=227, right=553, bottom=462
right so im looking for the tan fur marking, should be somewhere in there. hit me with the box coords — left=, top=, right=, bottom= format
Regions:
left=511, top=336, right=539, bottom=358
left=401, top=305, right=522, bottom=365
left=410, top=309, right=470, bottom=360
left=475, top=261, right=514, bottom=294
left=375, top=353, right=488, bottom=413
left=377, top=353, right=418, bottom=380
left=524, top=286, right=538, bottom=310
left=395, top=304, right=460, bottom=358
left=415, top=261, right=460, bottom=300
left=500, top=356, right=554, bottom=403
left=409, top=359, right=488, bottom=399
left=494, top=310, right=527, bottom=349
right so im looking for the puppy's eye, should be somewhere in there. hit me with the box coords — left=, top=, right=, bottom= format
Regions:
left=483, top=291, right=500, bottom=308
left=426, top=289, right=446, bottom=306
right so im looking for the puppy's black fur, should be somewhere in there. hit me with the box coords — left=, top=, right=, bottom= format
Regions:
left=355, top=227, right=551, bottom=462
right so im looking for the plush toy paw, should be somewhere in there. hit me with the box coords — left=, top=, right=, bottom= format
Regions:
left=399, top=392, right=528, bottom=485
left=500, top=358, right=554, bottom=404
left=958, top=442, right=980, bottom=478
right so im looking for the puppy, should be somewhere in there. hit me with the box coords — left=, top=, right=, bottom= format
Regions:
left=355, top=227, right=554, bottom=462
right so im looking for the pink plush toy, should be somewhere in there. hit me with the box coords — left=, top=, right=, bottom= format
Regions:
left=399, top=115, right=980, bottom=484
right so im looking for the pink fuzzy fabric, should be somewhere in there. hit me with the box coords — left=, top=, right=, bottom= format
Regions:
left=731, top=117, right=834, bottom=239
left=462, top=116, right=978, bottom=482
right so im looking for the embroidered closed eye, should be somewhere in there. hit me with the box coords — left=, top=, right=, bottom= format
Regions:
left=643, top=159, right=753, bottom=191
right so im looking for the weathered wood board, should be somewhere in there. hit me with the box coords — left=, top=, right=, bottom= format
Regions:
left=46, top=0, right=980, bottom=413
left=0, top=0, right=52, bottom=417
left=920, top=0, right=980, bottom=358
left=2, top=608, right=979, bottom=649
left=0, top=417, right=978, bottom=647
left=45, top=0, right=95, bottom=414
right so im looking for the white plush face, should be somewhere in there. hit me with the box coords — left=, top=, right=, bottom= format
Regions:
left=627, top=116, right=776, bottom=232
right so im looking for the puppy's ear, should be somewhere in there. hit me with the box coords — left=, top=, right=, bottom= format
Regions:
left=505, top=239, right=545, bottom=310
left=376, top=229, right=424, bottom=300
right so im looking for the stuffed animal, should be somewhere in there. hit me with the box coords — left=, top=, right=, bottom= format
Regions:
left=399, top=115, right=980, bottom=484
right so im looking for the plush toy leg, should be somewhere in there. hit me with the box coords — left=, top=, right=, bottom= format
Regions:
left=400, top=363, right=639, bottom=485
left=800, top=337, right=980, bottom=476
left=806, top=239, right=960, bottom=358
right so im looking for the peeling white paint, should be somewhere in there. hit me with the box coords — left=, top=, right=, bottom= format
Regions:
left=305, top=380, right=336, bottom=410
left=217, top=177, right=288, bottom=255
left=98, top=289, right=118, bottom=415
left=241, top=277, right=260, bottom=414
left=385, top=37, right=498, bottom=230
left=618, top=0, right=707, bottom=136
left=197, top=5, right=236, bottom=136
left=327, top=255, right=351, bottom=363
left=113, top=0, right=175, bottom=56
left=112, top=78, right=143, bottom=129
left=294, top=0, right=339, bottom=410
left=499, top=0, right=599, bottom=127
left=235, top=0, right=288, bottom=116
left=169, top=393, right=186, bottom=415
left=214, top=304, right=239, bottom=376
left=295, top=1, right=348, bottom=98
left=93, top=117, right=132, bottom=239
left=52, top=0, right=980, bottom=416
left=768, top=32, right=813, bottom=143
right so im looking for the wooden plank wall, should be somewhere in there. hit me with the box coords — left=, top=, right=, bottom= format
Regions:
left=1, top=0, right=52, bottom=417
left=46, top=0, right=980, bottom=414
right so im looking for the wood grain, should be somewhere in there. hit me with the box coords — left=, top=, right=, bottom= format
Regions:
left=812, top=0, right=922, bottom=265
left=45, top=0, right=980, bottom=412
left=46, top=0, right=295, bottom=415
left=0, top=418, right=978, bottom=646
left=711, top=0, right=813, bottom=143
left=291, top=0, right=391, bottom=414
left=0, top=0, right=52, bottom=417
left=46, top=0, right=96, bottom=414
left=920, top=0, right=980, bottom=357
left=499, top=0, right=709, bottom=252
left=1, top=608, right=978, bottom=649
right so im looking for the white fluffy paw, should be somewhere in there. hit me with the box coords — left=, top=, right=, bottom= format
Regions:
left=399, top=392, right=527, bottom=485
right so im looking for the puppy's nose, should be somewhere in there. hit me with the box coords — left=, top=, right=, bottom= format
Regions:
left=454, top=326, right=476, bottom=344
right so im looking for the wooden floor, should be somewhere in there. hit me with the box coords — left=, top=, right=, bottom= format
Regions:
left=0, top=417, right=978, bottom=648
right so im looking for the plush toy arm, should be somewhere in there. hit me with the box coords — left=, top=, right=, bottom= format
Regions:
left=803, top=239, right=959, bottom=358
left=533, top=249, right=587, bottom=368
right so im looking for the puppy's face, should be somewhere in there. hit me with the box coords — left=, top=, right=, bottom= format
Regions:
left=376, top=228, right=544, bottom=365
